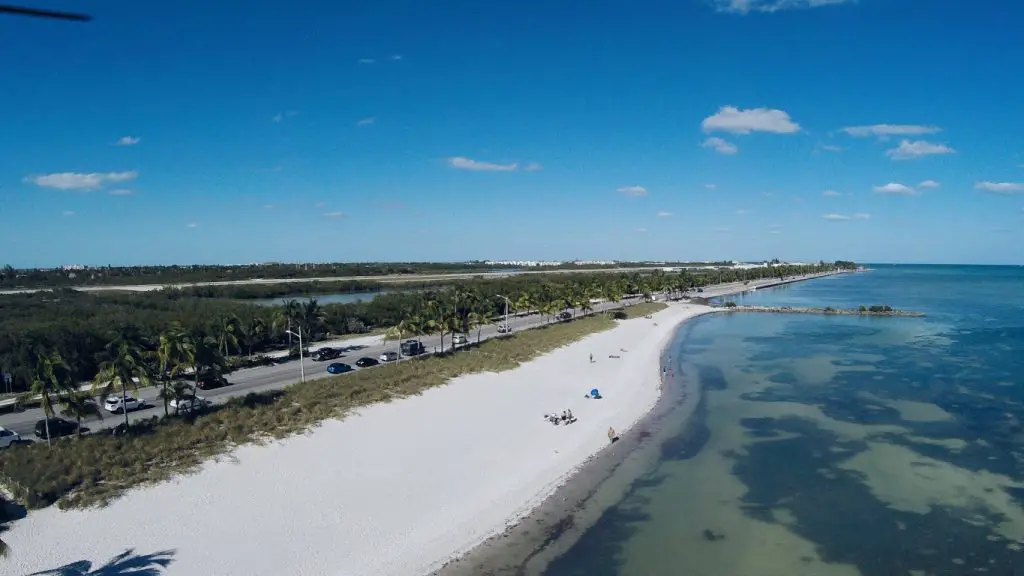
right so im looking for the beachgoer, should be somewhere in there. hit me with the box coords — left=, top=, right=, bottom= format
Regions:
left=589, top=353, right=593, bottom=363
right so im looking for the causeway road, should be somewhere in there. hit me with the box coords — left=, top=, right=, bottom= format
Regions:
left=0, top=272, right=841, bottom=439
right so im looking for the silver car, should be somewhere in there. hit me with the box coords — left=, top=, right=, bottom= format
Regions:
left=379, top=351, right=399, bottom=362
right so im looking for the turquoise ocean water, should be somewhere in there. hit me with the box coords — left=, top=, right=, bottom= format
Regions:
left=543, top=265, right=1024, bottom=576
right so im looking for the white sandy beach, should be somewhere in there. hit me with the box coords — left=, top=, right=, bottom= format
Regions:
left=2, top=302, right=713, bottom=576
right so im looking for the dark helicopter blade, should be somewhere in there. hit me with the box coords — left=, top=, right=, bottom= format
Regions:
left=0, top=4, right=92, bottom=21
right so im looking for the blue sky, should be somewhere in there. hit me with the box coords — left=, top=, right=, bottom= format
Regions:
left=2, top=0, right=1023, bottom=267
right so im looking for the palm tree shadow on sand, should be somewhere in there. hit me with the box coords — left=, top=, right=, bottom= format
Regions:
left=28, top=548, right=176, bottom=576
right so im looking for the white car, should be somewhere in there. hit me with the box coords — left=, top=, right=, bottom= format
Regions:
left=379, top=351, right=399, bottom=362
left=452, top=334, right=469, bottom=346
left=0, top=426, right=22, bottom=448
left=169, top=394, right=210, bottom=414
left=104, top=395, right=145, bottom=414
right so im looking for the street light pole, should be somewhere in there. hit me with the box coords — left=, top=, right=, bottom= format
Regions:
left=286, top=328, right=305, bottom=383
left=496, top=294, right=511, bottom=333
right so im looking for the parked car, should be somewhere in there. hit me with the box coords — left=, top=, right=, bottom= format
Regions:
left=170, top=394, right=211, bottom=414
left=312, top=347, right=341, bottom=361
left=557, top=311, right=572, bottom=321
left=400, top=339, right=426, bottom=356
left=327, top=362, right=354, bottom=374
left=497, top=325, right=513, bottom=334
left=197, top=373, right=229, bottom=390
left=104, top=395, right=146, bottom=414
left=379, top=351, right=399, bottom=362
left=34, top=417, right=88, bottom=439
left=0, top=426, right=22, bottom=448
left=452, top=334, right=469, bottom=346
left=354, top=357, right=379, bottom=368
left=697, top=288, right=704, bottom=293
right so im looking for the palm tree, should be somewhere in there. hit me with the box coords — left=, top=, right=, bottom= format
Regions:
left=25, top=348, right=74, bottom=447
left=241, top=316, right=268, bottom=358
left=424, top=296, right=448, bottom=353
left=468, top=305, right=491, bottom=345
left=301, top=299, right=327, bottom=340
left=385, top=315, right=421, bottom=360
left=274, top=299, right=303, bottom=347
left=157, top=324, right=192, bottom=416
left=60, top=390, right=102, bottom=435
left=215, top=315, right=241, bottom=357
left=93, top=330, right=154, bottom=433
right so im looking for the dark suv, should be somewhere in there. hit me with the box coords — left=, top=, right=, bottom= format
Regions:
left=312, top=347, right=341, bottom=361
left=557, top=311, right=572, bottom=321
left=35, top=417, right=88, bottom=439
left=197, top=372, right=229, bottom=390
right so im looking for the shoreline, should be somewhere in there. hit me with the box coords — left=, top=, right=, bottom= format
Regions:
left=1, top=303, right=715, bottom=576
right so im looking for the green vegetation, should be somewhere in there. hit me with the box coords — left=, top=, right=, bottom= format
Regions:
left=618, top=302, right=668, bottom=318
left=0, top=312, right=620, bottom=511
left=868, top=305, right=894, bottom=313
left=722, top=301, right=738, bottom=308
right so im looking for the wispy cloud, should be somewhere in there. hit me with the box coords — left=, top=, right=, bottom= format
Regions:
left=636, top=227, right=648, bottom=233
left=853, top=212, right=871, bottom=219
left=702, top=106, right=800, bottom=135
left=918, top=180, right=940, bottom=189
left=358, top=58, right=376, bottom=64
left=618, top=185, right=648, bottom=197
left=822, top=189, right=841, bottom=197
left=975, top=181, right=1024, bottom=195
left=712, top=227, right=733, bottom=233
left=873, top=182, right=918, bottom=196
left=62, top=210, right=75, bottom=217
left=822, top=213, right=851, bottom=221
left=107, top=189, right=134, bottom=196
left=356, top=117, right=375, bottom=127
left=656, top=210, right=673, bottom=217
left=841, top=124, right=942, bottom=139
left=769, top=224, right=784, bottom=229
left=186, top=222, right=198, bottom=228
left=713, top=0, right=854, bottom=14
left=24, top=171, right=138, bottom=191
left=390, top=54, right=403, bottom=61
left=324, top=211, right=346, bottom=218
left=447, top=156, right=518, bottom=172
left=272, top=110, right=298, bottom=123
left=704, top=183, right=717, bottom=190
left=819, top=144, right=843, bottom=152
left=701, top=136, right=738, bottom=155
left=523, top=162, right=543, bottom=171
left=886, top=139, right=955, bottom=160
left=315, top=202, right=325, bottom=208
left=115, top=136, right=140, bottom=146
left=735, top=209, right=751, bottom=215
left=263, top=204, right=276, bottom=209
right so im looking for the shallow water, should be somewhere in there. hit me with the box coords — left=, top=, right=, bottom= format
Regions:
left=540, top=265, right=1024, bottom=576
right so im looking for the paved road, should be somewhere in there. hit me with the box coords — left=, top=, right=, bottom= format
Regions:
left=0, top=272, right=839, bottom=440
left=0, top=266, right=671, bottom=295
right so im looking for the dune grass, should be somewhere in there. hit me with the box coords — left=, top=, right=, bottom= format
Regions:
left=616, top=301, right=668, bottom=318
left=0, top=312, right=629, bottom=511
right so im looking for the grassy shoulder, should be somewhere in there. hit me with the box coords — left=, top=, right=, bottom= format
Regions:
left=615, top=301, right=668, bottom=319
left=0, top=312, right=623, bottom=511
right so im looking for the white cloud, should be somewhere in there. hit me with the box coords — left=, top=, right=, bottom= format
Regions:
left=714, top=0, right=854, bottom=13
left=390, top=54, right=403, bottom=61
left=853, top=213, right=871, bottom=219
left=263, top=204, right=276, bottom=209
left=447, top=156, right=518, bottom=172
left=712, top=227, right=732, bottom=233
left=701, top=106, right=800, bottom=135
left=24, top=171, right=138, bottom=191
left=975, top=181, right=1024, bottom=195
left=704, top=183, right=717, bottom=189
left=315, top=202, right=325, bottom=208
left=841, top=124, right=942, bottom=138
left=107, top=189, right=133, bottom=196
left=918, top=180, right=940, bottom=188
left=358, top=58, right=376, bottom=64
left=115, top=136, right=140, bottom=146
left=820, top=144, right=843, bottom=152
left=324, top=211, right=346, bottom=218
left=769, top=229, right=782, bottom=234
left=618, top=185, right=648, bottom=197
left=656, top=211, right=673, bottom=217
left=62, top=210, right=75, bottom=217
left=873, top=182, right=918, bottom=196
left=186, top=222, right=198, bottom=228
left=356, top=117, right=375, bottom=127
left=701, top=137, right=738, bottom=155
left=636, top=227, right=648, bottom=233
left=272, top=110, right=297, bottom=123
left=769, top=224, right=783, bottom=229
left=886, top=139, right=955, bottom=160
left=822, top=190, right=841, bottom=197
left=822, top=213, right=851, bottom=221
left=523, top=162, right=543, bottom=171
left=735, top=209, right=751, bottom=215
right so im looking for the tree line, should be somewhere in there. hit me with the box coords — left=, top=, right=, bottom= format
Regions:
left=1, top=262, right=851, bottom=399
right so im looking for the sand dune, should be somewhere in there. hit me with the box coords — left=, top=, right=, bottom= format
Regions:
left=3, top=302, right=712, bottom=576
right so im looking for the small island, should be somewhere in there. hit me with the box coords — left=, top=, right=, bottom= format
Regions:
left=717, top=303, right=925, bottom=318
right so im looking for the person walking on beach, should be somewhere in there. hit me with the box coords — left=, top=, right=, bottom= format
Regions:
left=589, top=353, right=594, bottom=363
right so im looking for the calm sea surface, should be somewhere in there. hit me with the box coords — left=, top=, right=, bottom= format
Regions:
left=544, top=265, right=1024, bottom=576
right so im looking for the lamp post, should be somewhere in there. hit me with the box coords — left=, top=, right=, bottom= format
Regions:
left=495, top=294, right=511, bottom=333
left=285, top=328, right=305, bottom=383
